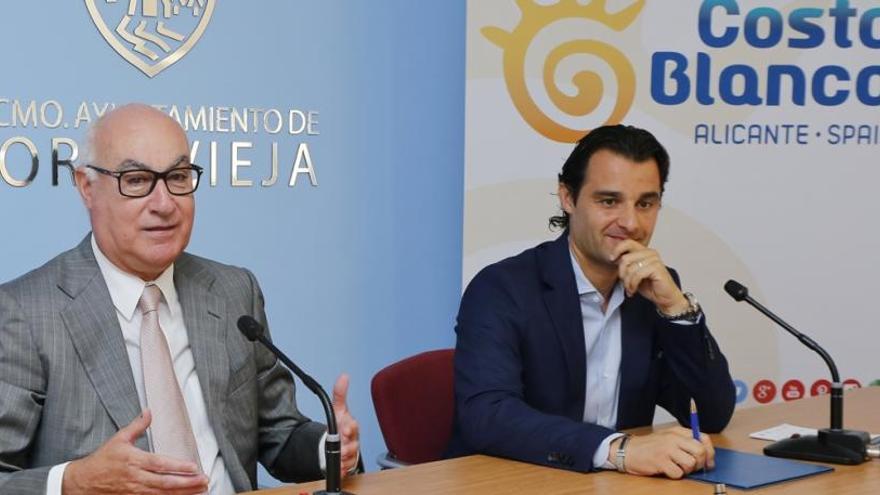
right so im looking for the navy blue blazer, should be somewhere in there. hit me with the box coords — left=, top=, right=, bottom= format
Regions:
left=446, top=233, right=735, bottom=472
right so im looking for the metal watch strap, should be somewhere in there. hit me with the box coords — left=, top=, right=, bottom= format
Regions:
left=658, top=291, right=701, bottom=321
left=615, top=434, right=632, bottom=473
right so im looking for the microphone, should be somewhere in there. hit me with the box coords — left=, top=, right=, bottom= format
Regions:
left=723, top=280, right=869, bottom=465
left=237, top=316, right=354, bottom=495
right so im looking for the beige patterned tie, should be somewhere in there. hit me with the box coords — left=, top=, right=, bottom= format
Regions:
left=139, top=283, right=203, bottom=471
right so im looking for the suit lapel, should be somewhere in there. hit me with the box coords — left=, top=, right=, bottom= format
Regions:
left=175, top=256, right=254, bottom=489
left=174, top=256, right=230, bottom=432
left=57, top=240, right=251, bottom=486
left=617, top=297, right=655, bottom=428
left=59, top=236, right=146, bottom=448
left=539, top=233, right=587, bottom=415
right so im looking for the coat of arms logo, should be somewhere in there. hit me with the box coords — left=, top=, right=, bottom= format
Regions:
left=85, top=0, right=215, bottom=78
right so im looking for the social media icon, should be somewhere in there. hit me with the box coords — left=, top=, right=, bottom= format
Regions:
left=733, top=379, right=748, bottom=404
left=811, top=379, right=832, bottom=396
left=781, top=379, right=804, bottom=401
left=753, top=379, right=776, bottom=404
left=843, top=378, right=861, bottom=390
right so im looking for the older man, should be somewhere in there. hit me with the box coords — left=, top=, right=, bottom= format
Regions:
left=0, top=104, right=359, bottom=494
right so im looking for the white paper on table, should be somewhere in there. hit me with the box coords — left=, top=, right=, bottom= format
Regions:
left=750, top=423, right=880, bottom=442
left=749, top=423, right=818, bottom=441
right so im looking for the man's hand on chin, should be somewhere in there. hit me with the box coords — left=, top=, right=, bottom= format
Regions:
left=611, top=240, right=688, bottom=314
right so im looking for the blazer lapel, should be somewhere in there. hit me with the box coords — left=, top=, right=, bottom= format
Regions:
left=174, top=255, right=253, bottom=489
left=174, top=256, right=230, bottom=430
left=538, top=233, right=587, bottom=415
left=616, top=297, right=655, bottom=428
left=59, top=236, right=146, bottom=448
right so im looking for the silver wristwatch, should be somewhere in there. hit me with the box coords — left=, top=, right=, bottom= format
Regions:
left=658, top=292, right=702, bottom=323
left=615, top=434, right=632, bottom=473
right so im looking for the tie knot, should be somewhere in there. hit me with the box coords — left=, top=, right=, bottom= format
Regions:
left=138, top=284, right=163, bottom=314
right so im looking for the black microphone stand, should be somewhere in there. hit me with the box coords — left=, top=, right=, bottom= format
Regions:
left=238, top=316, right=354, bottom=494
left=724, top=280, right=869, bottom=465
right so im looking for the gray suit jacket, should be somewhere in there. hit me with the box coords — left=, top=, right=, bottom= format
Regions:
left=0, top=236, right=326, bottom=493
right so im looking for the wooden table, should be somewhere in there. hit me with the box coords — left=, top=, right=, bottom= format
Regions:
left=248, top=387, right=880, bottom=494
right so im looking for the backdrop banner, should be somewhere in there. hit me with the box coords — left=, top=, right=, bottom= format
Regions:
left=0, top=0, right=465, bottom=478
left=465, top=0, right=880, bottom=413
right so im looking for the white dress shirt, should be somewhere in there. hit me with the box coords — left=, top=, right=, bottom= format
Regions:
left=569, top=248, right=700, bottom=470
left=569, top=249, right=626, bottom=469
left=46, top=237, right=235, bottom=495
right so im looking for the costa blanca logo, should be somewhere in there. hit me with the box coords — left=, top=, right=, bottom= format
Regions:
left=483, top=0, right=644, bottom=143
left=85, top=0, right=215, bottom=78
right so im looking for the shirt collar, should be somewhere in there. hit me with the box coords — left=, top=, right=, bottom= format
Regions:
left=90, top=234, right=178, bottom=321
left=568, top=246, right=625, bottom=311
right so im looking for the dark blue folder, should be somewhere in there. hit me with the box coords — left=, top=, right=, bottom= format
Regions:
left=687, top=448, right=833, bottom=489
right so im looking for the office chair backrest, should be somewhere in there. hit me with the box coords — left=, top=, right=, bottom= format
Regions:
left=371, top=349, right=455, bottom=466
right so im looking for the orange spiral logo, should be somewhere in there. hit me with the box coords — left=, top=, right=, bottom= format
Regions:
left=483, top=0, right=643, bottom=143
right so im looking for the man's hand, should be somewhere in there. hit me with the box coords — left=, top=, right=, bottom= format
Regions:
left=611, top=240, right=689, bottom=315
left=332, top=374, right=361, bottom=477
left=610, top=426, right=715, bottom=479
left=62, top=410, right=208, bottom=495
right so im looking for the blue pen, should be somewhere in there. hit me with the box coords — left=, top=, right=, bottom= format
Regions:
left=691, top=399, right=706, bottom=473
left=690, top=398, right=701, bottom=441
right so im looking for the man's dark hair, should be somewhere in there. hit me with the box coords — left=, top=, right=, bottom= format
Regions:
left=549, top=124, right=670, bottom=229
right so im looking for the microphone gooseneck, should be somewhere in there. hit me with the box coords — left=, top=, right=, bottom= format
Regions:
left=723, top=280, right=840, bottom=385
left=723, top=279, right=869, bottom=465
left=236, top=315, right=351, bottom=495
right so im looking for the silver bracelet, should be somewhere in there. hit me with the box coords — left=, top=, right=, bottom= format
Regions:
left=616, top=434, right=632, bottom=473
left=657, top=292, right=702, bottom=322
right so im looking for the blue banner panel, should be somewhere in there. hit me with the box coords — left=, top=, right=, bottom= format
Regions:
left=0, top=0, right=465, bottom=481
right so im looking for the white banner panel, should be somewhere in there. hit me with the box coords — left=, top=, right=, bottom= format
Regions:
left=465, top=0, right=880, bottom=409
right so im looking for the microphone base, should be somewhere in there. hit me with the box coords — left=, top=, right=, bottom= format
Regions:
left=764, top=428, right=869, bottom=465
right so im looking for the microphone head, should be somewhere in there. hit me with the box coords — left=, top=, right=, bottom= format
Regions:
left=724, top=280, right=749, bottom=301
left=237, top=315, right=265, bottom=342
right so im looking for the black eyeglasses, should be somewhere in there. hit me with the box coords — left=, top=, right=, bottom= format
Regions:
left=86, top=164, right=204, bottom=198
